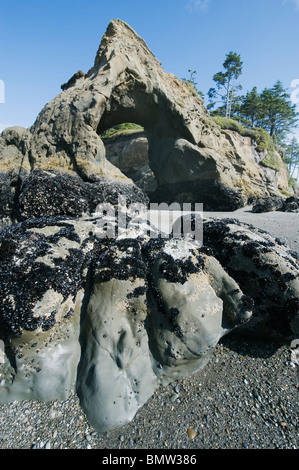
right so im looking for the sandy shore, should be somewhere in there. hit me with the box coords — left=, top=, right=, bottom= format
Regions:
left=0, top=208, right=298, bottom=451
left=147, top=205, right=299, bottom=252
left=204, top=206, right=299, bottom=253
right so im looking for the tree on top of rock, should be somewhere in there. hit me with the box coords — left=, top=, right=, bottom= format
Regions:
left=257, top=81, right=298, bottom=139
left=182, top=69, right=205, bottom=99
left=240, top=86, right=263, bottom=128
left=283, top=135, right=299, bottom=179
left=207, top=51, right=243, bottom=119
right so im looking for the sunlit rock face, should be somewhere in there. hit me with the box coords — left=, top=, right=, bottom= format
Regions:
left=0, top=19, right=291, bottom=227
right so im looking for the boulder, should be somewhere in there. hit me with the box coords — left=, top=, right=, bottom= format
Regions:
left=252, top=196, right=285, bottom=213
left=0, top=216, right=94, bottom=402
left=252, top=195, right=299, bottom=213
left=284, top=196, right=299, bottom=212
left=17, top=169, right=148, bottom=221
left=202, top=218, right=299, bottom=341
left=0, top=212, right=252, bottom=432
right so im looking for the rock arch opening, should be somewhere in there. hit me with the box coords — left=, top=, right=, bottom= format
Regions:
left=101, top=123, right=158, bottom=195
left=94, top=81, right=195, bottom=200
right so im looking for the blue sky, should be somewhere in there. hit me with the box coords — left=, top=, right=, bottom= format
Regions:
left=1, top=0, right=299, bottom=142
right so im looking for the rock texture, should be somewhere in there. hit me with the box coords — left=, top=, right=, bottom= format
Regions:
left=0, top=19, right=298, bottom=434
left=202, top=218, right=299, bottom=341
left=0, top=19, right=293, bottom=219
left=0, top=212, right=254, bottom=432
left=104, top=129, right=291, bottom=205
left=252, top=196, right=299, bottom=213
left=104, top=131, right=157, bottom=194
left=0, top=210, right=298, bottom=432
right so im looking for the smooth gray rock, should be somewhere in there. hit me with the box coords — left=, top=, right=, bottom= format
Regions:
left=0, top=213, right=253, bottom=432
left=77, top=277, right=157, bottom=432
left=146, top=239, right=252, bottom=384
left=76, top=234, right=252, bottom=432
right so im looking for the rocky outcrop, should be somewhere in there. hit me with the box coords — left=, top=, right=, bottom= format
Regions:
left=104, top=131, right=157, bottom=194
left=0, top=124, right=147, bottom=228
left=0, top=212, right=254, bottom=431
left=0, top=19, right=298, bottom=434
left=202, top=218, right=299, bottom=341
left=252, top=196, right=299, bottom=213
left=0, top=19, right=292, bottom=218
left=149, top=129, right=291, bottom=209
left=104, top=129, right=291, bottom=205
left=0, top=210, right=298, bottom=432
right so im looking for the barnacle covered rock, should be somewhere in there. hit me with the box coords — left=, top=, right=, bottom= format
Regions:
left=203, top=218, right=299, bottom=341
left=0, top=216, right=96, bottom=402
left=76, top=234, right=252, bottom=431
left=0, top=212, right=253, bottom=432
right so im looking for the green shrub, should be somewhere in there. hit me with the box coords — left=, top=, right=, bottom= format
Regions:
left=260, top=150, right=281, bottom=171
left=182, top=80, right=200, bottom=97
left=212, top=116, right=280, bottom=169
left=101, top=123, right=144, bottom=139
left=212, top=116, right=246, bottom=134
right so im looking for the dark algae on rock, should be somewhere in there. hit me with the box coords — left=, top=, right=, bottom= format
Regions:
left=0, top=218, right=93, bottom=337
left=203, top=218, right=299, bottom=341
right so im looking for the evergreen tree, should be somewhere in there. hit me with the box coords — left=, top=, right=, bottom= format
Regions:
left=258, top=81, right=298, bottom=139
left=283, top=136, right=299, bottom=178
left=240, top=86, right=263, bottom=127
left=182, top=69, right=204, bottom=99
left=207, top=51, right=243, bottom=119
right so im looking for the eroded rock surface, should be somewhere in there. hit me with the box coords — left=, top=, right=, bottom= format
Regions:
left=203, top=218, right=299, bottom=341
left=0, top=212, right=253, bottom=432
left=104, top=131, right=157, bottom=194
left=0, top=19, right=293, bottom=221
